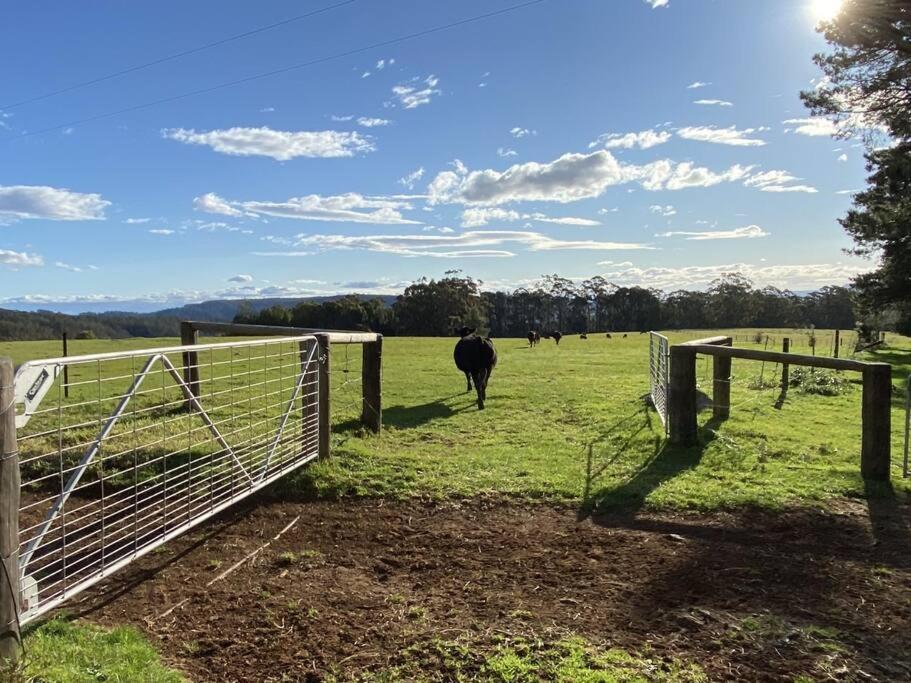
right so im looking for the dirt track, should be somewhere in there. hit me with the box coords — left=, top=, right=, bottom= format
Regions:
left=66, top=495, right=911, bottom=682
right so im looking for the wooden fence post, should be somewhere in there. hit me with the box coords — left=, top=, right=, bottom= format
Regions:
left=668, top=346, right=698, bottom=446
left=315, top=334, right=331, bottom=460
left=180, top=322, right=200, bottom=399
left=861, top=363, right=892, bottom=480
left=0, top=357, right=21, bottom=663
left=712, top=337, right=733, bottom=420
left=834, top=329, right=840, bottom=359
left=361, top=336, right=382, bottom=433
left=781, top=337, right=790, bottom=389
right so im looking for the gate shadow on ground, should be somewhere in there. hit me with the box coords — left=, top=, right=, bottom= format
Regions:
left=579, top=405, right=723, bottom=518
left=332, top=396, right=472, bottom=433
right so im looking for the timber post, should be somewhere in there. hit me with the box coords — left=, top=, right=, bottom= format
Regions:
left=834, top=329, right=840, bottom=359
left=781, top=337, right=790, bottom=389
left=361, top=335, right=382, bottom=433
left=668, top=345, right=698, bottom=446
left=712, top=336, right=733, bottom=420
left=180, top=321, right=200, bottom=400
left=0, top=357, right=21, bottom=663
left=861, top=363, right=892, bottom=480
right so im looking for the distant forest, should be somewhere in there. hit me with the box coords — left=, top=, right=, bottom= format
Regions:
left=1, top=272, right=860, bottom=342
left=235, top=272, right=859, bottom=337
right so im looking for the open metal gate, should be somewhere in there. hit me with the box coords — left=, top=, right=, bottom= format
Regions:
left=649, top=332, right=670, bottom=432
left=12, top=335, right=320, bottom=623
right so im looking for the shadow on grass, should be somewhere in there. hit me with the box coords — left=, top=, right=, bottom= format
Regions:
left=864, top=478, right=911, bottom=568
left=579, top=403, right=723, bottom=518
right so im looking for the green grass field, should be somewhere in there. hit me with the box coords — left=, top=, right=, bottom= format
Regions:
left=2, top=329, right=909, bottom=681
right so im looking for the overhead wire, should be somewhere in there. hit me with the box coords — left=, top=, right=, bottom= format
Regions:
left=9, top=0, right=549, bottom=140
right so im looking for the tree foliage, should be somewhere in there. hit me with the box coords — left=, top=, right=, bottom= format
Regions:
left=804, top=0, right=911, bottom=331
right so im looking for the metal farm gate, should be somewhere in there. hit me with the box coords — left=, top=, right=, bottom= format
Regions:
left=649, top=332, right=670, bottom=431
left=11, top=335, right=321, bottom=625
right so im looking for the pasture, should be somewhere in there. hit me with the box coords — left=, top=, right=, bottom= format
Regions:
left=2, top=330, right=910, bottom=681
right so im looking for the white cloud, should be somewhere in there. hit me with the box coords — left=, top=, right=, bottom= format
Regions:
left=677, top=125, right=766, bottom=147
left=598, top=207, right=619, bottom=215
left=693, top=99, right=733, bottom=107
left=148, top=229, right=175, bottom=235
left=460, top=207, right=600, bottom=228
left=256, top=229, right=651, bottom=259
left=162, top=126, right=374, bottom=160
left=331, top=114, right=354, bottom=122
left=357, top=117, right=391, bottom=128
left=0, top=185, right=110, bottom=222
left=497, top=147, right=518, bottom=158
left=657, top=224, right=768, bottom=240
left=596, top=261, right=872, bottom=290
left=391, top=75, right=440, bottom=109
left=361, top=71, right=371, bottom=79
left=196, top=192, right=421, bottom=225
left=260, top=107, right=275, bottom=113
left=228, top=274, right=253, bottom=283
left=589, top=130, right=671, bottom=150
left=644, top=0, right=669, bottom=7
left=510, top=127, right=536, bottom=138
left=0, top=249, right=43, bottom=268
left=649, top=204, right=676, bottom=217
left=743, top=170, right=817, bottom=193
left=125, top=217, right=150, bottom=224
left=782, top=117, right=838, bottom=137
left=837, top=153, right=848, bottom=162
left=398, top=167, right=425, bottom=190
left=427, top=150, right=752, bottom=205
left=54, top=261, right=85, bottom=272
left=687, top=81, right=710, bottom=89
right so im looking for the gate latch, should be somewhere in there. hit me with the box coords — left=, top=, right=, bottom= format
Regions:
left=13, top=363, right=61, bottom=429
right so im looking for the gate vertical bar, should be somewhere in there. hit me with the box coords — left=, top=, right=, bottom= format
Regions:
left=861, top=363, right=892, bottom=481
left=62, top=332, right=69, bottom=399
left=316, top=334, right=331, bottom=460
left=361, top=336, right=382, bottom=433
left=0, top=358, right=21, bottom=663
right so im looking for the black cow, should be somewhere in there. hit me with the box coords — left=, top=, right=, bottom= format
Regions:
left=551, top=331, right=563, bottom=345
left=605, top=333, right=612, bottom=339
left=580, top=333, right=588, bottom=340
left=527, top=330, right=540, bottom=347
left=454, top=327, right=498, bottom=410
left=622, top=333, right=628, bottom=338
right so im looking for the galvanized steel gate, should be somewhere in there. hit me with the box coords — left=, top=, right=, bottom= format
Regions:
left=12, top=335, right=321, bottom=624
left=649, top=332, right=670, bottom=432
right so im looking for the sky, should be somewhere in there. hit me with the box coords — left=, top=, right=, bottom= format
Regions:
left=0, top=0, right=875, bottom=313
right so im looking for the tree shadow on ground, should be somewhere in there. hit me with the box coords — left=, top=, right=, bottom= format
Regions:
left=579, top=403, right=722, bottom=518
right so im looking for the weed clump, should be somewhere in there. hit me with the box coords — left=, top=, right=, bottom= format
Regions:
left=789, top=368, right=852, bottom=396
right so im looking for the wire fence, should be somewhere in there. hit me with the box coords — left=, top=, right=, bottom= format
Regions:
left=13, top=335, right=320, bottom=624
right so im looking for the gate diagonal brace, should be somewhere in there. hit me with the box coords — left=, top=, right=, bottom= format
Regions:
left=18, top=352, right=263, bottom=573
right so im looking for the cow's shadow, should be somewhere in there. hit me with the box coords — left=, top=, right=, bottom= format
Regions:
left=383, top=399, right=471, bottom=428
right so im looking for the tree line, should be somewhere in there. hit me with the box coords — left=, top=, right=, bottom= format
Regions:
left=234, top=272, right=858, bottom=337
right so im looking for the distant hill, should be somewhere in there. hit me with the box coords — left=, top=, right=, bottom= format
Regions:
left=156, top=295, right=397, bottom=323
left=0, top=294, right=397, bottom=341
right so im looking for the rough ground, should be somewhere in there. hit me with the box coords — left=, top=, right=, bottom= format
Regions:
left=55, top=494, right=911, bottom=682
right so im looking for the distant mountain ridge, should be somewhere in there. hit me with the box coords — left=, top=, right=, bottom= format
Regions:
left=0, top=294, right=397, bottom=341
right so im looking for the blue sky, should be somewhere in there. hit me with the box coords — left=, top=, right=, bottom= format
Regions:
left=0, top=0, right=872, bottom=312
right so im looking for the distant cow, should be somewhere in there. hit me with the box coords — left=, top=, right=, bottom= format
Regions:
left=580, top=333, right=588, bottom=340
left=605, top=333, right=612, bottom=339
left=454, top=327, right=498, bottom=410
left=552, top=331, right=563, bottom=345
left=527, top=331, right=540, bottom=347
left=622, top=333, right=628, bottom=338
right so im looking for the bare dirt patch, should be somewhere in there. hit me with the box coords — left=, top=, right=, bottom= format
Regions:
left=61, top=495, right=911, bottom=682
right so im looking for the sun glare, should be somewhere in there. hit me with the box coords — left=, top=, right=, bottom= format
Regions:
left=812, top=0, right=844, bottom=23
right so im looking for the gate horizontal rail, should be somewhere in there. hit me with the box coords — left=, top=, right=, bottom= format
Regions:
left=8, top=335, right=322, bottom=627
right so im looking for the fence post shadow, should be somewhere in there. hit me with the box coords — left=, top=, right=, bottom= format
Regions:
left=863, top=478, right=911, bottom=569
left=579, top=406, right=725, bottom=519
